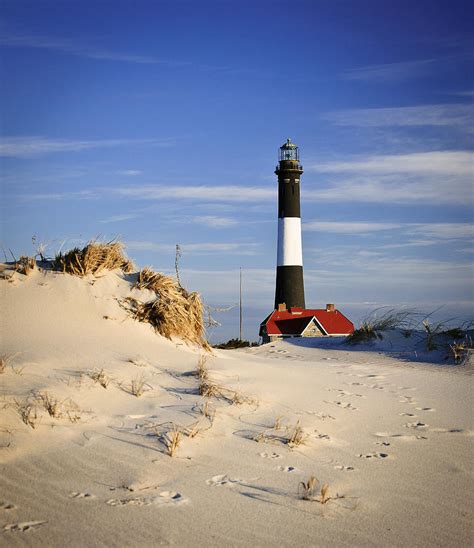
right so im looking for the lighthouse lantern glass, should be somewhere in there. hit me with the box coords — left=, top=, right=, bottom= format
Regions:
left=279, top=140, right=299, bottom=162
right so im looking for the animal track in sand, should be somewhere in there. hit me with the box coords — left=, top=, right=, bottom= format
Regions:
left=259, top=451, right=281, bottom=459
left=375, top=441, right=391, bottom=446
left=415, top=407, right=435, bottom=412
left=332, top=401, right=358, bottom=410
left=404, top=421, right=428, bottom=430
left=69, top=492, right=95, bottom=499
left=107, top=491, right=187, bottom=507
left=206, top=474, right=242, bottom=487
left=0, top=501, right=16, bottom=510
left=3, top=521, right=47, bottom=532
left=399, top=412, right=417, bottom=417
left=334, top=465, right=355, bottom=471
left=278, top=465, right=297, bottom=473
left=356, top=452, right=389, bottom=459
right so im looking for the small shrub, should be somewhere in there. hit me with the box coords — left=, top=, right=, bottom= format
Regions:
left=54, top=241, right=134, bottom=276
left=38, top=392, right=61, bottom=418
left=88, top=368, right=110, bottom=388
left=129, top=374, right=147, bottom=397
left=15, top=256, right=36, bottom=276
left=14, top=399, right=38, bottom=429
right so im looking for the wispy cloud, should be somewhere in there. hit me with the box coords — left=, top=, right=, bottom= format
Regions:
left=190, top=216, right=238, bottom=228
left=325, top=104, right=474, bottom=129
left=343, top=58, right=439, bottom=82
left=126, top=240, right=260, bottom=255
left=116, top=169, right=143, bottom=176
left=311, top=151, right=473, bottom=175
left=25, top=190, right=98, bottom=201
left=303, top=221, right=401, bottom=234
left=116, top=185, right=274, bottom=202
left=303, top=221, right=473, bottom=240
left=99, top=213, right=139, bottom=224
left=0, top=33, right=175, bottom=65
left=0, top=136, right=174, bottom=158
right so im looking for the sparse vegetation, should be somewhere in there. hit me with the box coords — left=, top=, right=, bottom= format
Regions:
left=254, top=418, right=307, bottom=448
left=53, top=241, right=134, bottom=276
left=298, top=476, right=337, bottom=504
left=129, top=374, right=148, bottom=397
left=213, top=338, right=259, bottom=349
left=0, top=353, right=15, bottom=374
left=14, top=398, right=38, bottom=429
left=126, top=266, right=210, bottom=350
left=88, top=368, right=110, bottom=388
left=449, top=337, right=473, bottom=364
left=347, top=308, right=415, bottom=344
left=15, top=256, right=36, bottom=276
left=37, top=391, right=61, bottom=418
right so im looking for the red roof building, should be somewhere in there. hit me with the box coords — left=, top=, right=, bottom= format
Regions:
left=259, top=304, right=354, bottom=343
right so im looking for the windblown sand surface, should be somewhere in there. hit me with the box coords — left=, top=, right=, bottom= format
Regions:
left=1, top=268, right=473, bottom=547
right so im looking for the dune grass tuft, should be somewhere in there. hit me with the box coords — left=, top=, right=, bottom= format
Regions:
left=54, top=241, right=134, bottom=276
left=15, top=256, right=36, bottom=275
left=37, top=392, right=61, bottom=418
left=88, top=368, right=110, bottom=389
left=128, top=374, right=148, bottom=397
left=127, top=267, right=210, bottom=350
left=347, top=308, right=416, bottom=344
left=299, top=476, right=336, bottom=504
left=449, top=337, right=473, bottom=364
left=14, top=398, right=38, bottom=429
left=0, top=353, right=15, bottom=374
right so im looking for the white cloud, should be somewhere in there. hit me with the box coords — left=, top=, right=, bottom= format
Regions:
left=191, top=216, right=237, bottom=228
left=116, top=185, right=274, bottom=202
left=303, top=221, right=473, bottom=239
left=126, top=240, right=260, bottom=255
left=116, top=170, right=143, bottom=176
left=0, top=136, right=173, bottom=158
left=311, top=151, right=473, bottom=175
left=325, top=104, right=474, bottom=129
left=303, top=221, right=401, bottom=234
left=343, top=58, right=439, bottom=83
left=99, top=213, right=138, bottom=224
left=0, top=34, right=163, bottom=64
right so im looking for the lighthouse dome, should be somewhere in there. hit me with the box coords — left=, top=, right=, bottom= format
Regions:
left=279, top=138, right=299, bottom=161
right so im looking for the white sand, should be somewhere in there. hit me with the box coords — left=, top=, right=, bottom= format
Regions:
left=1, top=267, right=473, bottom=547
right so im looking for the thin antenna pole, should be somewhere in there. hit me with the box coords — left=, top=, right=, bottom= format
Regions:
left=239, top=267, right=243, bottom=341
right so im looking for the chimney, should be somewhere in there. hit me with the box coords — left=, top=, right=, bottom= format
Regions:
left=326, top=303, right=335, bottom=312
left=278, top=303, right=287, bottom=312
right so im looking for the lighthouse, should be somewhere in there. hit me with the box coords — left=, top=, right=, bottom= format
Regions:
left=259, top=139, right=355, bottom=343
left=274, top=138, right=305, bottom=310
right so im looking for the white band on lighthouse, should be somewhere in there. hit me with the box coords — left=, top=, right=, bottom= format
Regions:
left=277, top=217, right=303, bottom=266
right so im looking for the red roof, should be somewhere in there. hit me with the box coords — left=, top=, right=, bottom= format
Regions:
left=260, top=308, right=354, bottom=336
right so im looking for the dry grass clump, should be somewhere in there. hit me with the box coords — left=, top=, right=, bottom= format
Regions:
left=37, top=392, right=61, bottom=418
left=123, top=374, right=148, bottom=397
left=88, top=368, right=110, bottom=388
left=347, top=308, right=415, bottom=344
left=127, top=267, right=210, bottom=350
left=54, top=241, right=134, bottom=276
left=0, top=353, right=16, bottom=374
left=298, top=476, right=334, bottom=504
left=13, top=398, right=38, bottom=429
left=449, top=337, right=473, bottom=364
left=254, top=418, right=307, bottom=448
left=15, top=256, right=36, bottom=275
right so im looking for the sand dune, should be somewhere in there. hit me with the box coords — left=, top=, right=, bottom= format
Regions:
left=1, top=267, right=473, bottom=546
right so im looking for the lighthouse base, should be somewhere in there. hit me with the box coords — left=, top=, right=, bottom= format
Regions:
left=274, top=265, right=305, bottom=310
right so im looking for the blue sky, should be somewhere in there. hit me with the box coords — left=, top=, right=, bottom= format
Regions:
left=1, top=0, right=473, bottom=341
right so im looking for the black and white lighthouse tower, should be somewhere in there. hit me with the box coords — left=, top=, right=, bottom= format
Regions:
left=274, top=138, right=305, bottom=310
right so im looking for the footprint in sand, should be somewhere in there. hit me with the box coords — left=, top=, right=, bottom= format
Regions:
left=399, top=412, right=417, bottom=417
left=107, top=492, right=187, bottom=507
left=356, top=452, right=389, bottom=459
left=206, top=474, right=242, bottom=487
left=0, top=501, right=16, bottom=510
left=375, top=441, right=391, bottom=446
left=69, top=492, right=95, bottom=499
left=278, top=465, right=298, bottom=473
left=398, top=396, right=417, bottom=404
left=333, top=401, right=358, bottom=410
left=315, top=433, right=331, bottom=440
left=415, top=407, right=435, bottom=412
left=4, top=521, right=47, bottom=532
left=334, top=465, right=355, bottom=471
left=259, top=451, right=281, bottom=459
left=404, top=421, right=429, bottom=430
